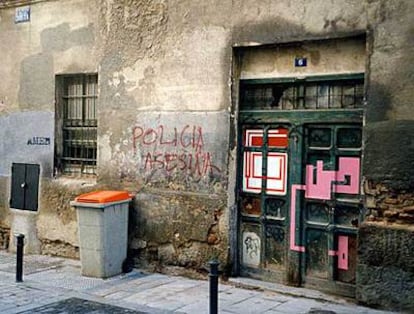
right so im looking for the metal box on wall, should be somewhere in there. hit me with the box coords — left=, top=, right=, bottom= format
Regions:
left=10, top=163, right=40, bottom=211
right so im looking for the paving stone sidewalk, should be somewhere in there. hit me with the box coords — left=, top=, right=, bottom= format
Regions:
left=0, top=251, right=399, bottom=314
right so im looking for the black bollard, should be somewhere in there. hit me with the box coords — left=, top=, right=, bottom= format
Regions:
left=209, top=259, right=219, bottom=314
left=15, top=234, right=25, bottom=282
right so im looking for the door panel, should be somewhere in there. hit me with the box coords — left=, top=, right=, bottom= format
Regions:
left=264, top=223, right=287, bottom=270
left=239, top=125, right=290, bottom=282
left=306, top=228, right=329, bottom=279
left=241, top=223, right=261, bottom=268
left=301, top=124, right=362, bottom=295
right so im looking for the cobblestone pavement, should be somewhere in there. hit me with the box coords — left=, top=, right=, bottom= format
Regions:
left=17, top=298, right=147, bottom=313
left=0, top=251, right=400, bottom=314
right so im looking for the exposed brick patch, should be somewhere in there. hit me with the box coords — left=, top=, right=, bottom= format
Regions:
left=364, top=182, right=414, bottom=224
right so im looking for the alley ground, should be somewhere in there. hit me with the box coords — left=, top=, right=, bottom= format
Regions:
left=0, top=251, right=399, bottom=314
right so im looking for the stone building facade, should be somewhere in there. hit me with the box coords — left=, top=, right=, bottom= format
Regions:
left=0, top=0, right=413, bottom=311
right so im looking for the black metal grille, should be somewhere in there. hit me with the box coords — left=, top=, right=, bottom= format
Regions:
left=240, top=78, right=364, bottom=110
left=61, top=74, right=97, bottom=175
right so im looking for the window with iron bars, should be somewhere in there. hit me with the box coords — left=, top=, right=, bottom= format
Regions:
left=240, top=76, right=364, bottom=110
left=55, top=74, right=97, bottom=175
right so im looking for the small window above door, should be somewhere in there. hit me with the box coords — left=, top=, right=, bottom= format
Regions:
left=240, top=75, right=364, bottom=111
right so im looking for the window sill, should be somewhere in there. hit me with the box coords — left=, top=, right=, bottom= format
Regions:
left=52, top=176, right=97, bottom=189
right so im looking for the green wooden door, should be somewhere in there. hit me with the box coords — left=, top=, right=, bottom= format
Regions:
left=237, top=75, right=364, bottom=296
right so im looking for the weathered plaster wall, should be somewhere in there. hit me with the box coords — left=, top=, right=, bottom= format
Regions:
left=36, top=178, right=98, bottom=258
left=356, top=2, right=414, bottom=307
left=0, top=0, right=100, bottom=255
left=100, top=110, right=230, bottom=268
left=98, top=112, right=228, bottom=190
left=98, top=0, right=231, bottom=112
left=0, top=112, right=54, bottom=177
left=93, top=0, right=233, bottom=270
left=130, top=190, right=227, bottom=268
left=363, top=0, right=414, bottom=190
left=0, top=111, right=54, bottom=250
left=231, top=0, right=366, bottom=45
left=0, top=0, right=99, bottom=112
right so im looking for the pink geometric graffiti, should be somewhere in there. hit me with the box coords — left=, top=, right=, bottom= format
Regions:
left=305, top=157, right=361, bottom=200
left=290, top=157, right=360, bottom=252
left=334, top=157, right=360, bottom=194
left=328, top=235, right=349, bottom=270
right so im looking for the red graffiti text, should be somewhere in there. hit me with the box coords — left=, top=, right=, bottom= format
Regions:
left=133, top=125, right=204, bottom=152
left=132, top=125, right=221, bottom=175
left=144, top=152, right=220, bottom=176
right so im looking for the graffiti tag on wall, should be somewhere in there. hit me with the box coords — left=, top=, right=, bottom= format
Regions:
left=27, top=137, right=50, bottom=145
left=132, top=125, right=221, bottom=176
left=242, top=231, right=261, bottom=267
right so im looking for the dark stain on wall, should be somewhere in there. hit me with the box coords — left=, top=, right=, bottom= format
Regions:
left=362, top=0, right=414, bottom=191
left=363, top=15, right=414, bottom=190
left=18, top=23, right=95, bottom=110
left=365, top=82, right=392, bottom=122
left=363, top=120, right=414, bottom=190
left=232, top=18, right=309, bottom=45
left=357, top=223, right=414, bottom=311
left=18, top=50, right=54, bottom=110
left=231, top=17, right=365, bottom=47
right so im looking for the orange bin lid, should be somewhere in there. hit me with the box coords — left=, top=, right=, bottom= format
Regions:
left=75, top=190, right=131, bottom=203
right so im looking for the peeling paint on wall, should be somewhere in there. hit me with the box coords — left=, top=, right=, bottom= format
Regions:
left=99, top=0, right=168, bottom=64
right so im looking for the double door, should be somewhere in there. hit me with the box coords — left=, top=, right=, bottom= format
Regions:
left=237, top=112, right=363, bottom=297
